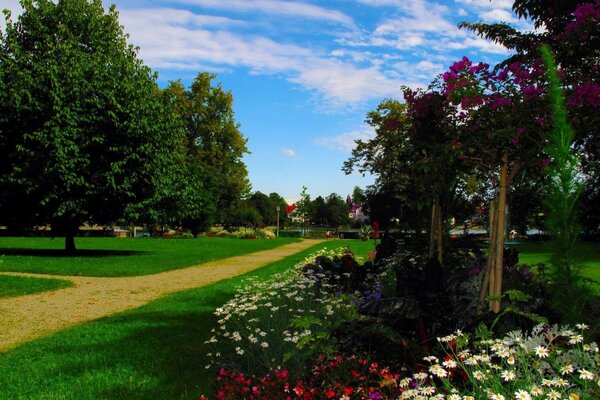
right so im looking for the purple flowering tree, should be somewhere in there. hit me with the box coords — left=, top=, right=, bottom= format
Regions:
left=442, top=57, right=548, bottom=313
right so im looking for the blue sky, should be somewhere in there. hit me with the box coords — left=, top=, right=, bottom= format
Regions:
left=3, top=0, right=534, bottom=203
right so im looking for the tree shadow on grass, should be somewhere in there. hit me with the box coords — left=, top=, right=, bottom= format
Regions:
left=0, top=248, right=148, bottom=257
left=0, top=287, right=233, bottom=400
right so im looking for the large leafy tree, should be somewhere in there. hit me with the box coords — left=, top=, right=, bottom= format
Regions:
left=0, top=0, right=178, bottom=252
left=163, top=73, right=250, bottom=231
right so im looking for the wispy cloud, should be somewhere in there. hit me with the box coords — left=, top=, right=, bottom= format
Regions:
left=315, top=126, right=375, bottom=152
left=175, top=0, right=355, bottom=26
left=282, top=148, right=296, bottom=157
left=119, top=7, right=402, bottom=107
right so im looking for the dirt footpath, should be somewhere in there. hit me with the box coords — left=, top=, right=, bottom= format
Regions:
left=0, top=240, right=323, bottom=352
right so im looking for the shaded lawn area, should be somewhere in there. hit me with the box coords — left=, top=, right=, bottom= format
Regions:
left=0, top=239, right=374, bottom=400
left=509, top=240, right=600, bottom=285
left=0, top=237, right=300, bottom=277
left=0, top=275, right=73, bottom=298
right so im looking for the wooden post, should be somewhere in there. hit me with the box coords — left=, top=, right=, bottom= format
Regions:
left=436, top=202, right=443, bottom=265
left=477, top=199, right=496, bottom=314
left=490, top=153, right=509, bottom=313
left=428, top=199, right=437, bottom=260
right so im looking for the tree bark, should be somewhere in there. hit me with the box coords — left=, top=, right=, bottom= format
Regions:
left=65, top=234, right=76, bottom=255
left=490, top=153, right=509, bottom=313
left=477, top=199, right=496, bottom=315
left=428, top=200, right=437, bottom=260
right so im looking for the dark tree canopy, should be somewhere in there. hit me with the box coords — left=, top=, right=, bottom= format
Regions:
left=0, top=0, right=178, bottom=251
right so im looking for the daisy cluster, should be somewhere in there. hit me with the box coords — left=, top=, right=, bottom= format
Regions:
left=204, top=247, right=362, bottom=377
left=428, top=324, right=600, bottom=400
left=203, top=325, right=599, bottom=399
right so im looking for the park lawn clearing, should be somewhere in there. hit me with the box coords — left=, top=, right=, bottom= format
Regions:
left=0, top=236, right=300, bottom=277
left=509, top=240, right=600, bottom=285
left=0, top=275, right=73, bottom=298
left=0, top=239, right=374, bottom=400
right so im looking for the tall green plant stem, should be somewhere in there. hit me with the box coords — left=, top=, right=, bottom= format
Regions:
left=539, top=45, right=582, bottom=274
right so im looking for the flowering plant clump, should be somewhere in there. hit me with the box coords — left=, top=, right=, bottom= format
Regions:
left=201, top=354, right=405, bottom=400
left=204, top=248, right=362, bottom=378
left=428, top=324, right=600, bottom=400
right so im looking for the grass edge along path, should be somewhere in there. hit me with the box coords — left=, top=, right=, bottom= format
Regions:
left=0, top=237, right=301, bottom=276
left=0, top=239, right=324, bottom=352
left=0, top=274, right=74, bottom=298
left=0, top=239, right=374, bottom=400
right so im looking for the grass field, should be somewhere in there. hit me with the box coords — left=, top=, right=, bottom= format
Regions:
left=0, top=236, right=301, bottom=277
left=509, top=240, right=600, bottom=284
left=0, top=275, right=73, bottom=298
left=0, top=239, right=375, bottom=400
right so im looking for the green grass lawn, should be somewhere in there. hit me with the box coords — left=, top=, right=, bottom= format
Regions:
left=0, top=239, right=375, bottom=400
left=0, top=275, right=73, bottom=298
left=509, top=240, right=600, bottom=284
left=0, top=237, right=301, bottom=277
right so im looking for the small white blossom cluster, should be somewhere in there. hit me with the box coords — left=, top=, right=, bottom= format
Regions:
left=410, top=324, right=600, bottom=400
left=204, top=247, right=360, bottom=375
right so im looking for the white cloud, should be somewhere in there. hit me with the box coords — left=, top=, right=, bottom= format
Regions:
left=315, top=126, right=375, bottom=152
left=457, top=8, right=468, bottom=17
left=480, top=8, right=517, bottom=23
left=454, top=0, right=513, bottom=10
left=282, top=148, right=296, bottom=157
left=119, top=7, right=403, bottom=107
left=175, top=0, right=355, bottom=26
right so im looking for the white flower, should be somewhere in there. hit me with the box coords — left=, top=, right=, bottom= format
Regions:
left=443, top=359, right=457, bottom=369
left=535, top=346, right=550, bottom=358
left=575, top=323, right=589, bottom=330
left=489, top=394, right=505, bottom=400
left=429, top=364, right=448, bottom=378
left=530, top=386, right=544, bottom=396
left=260, top=342, right=269, bottom=348
left=546, top=389, right=561, bottom=399
left=514, top=390, right=531, bottom=400
left=501, top=370, right=516, bottom=381
left=568, top=334, right=584, bottom=344
left=235, top=346, right=244, bottom=355
left=507, top=356, right=516, bottom=365
left=472, top=370, right=486, bottom=381
left=560, top=364, right=574, bottom=375
left=579, top=369, right=594, bottom=380
left=448, top=395, right=461, bottom=400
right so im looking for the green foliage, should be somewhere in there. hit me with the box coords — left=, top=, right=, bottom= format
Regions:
left=540, top=45, right=595, bottom=324
left=0, top=0, right=184, bottom=251
left=160, top=73, right=250, bottom=232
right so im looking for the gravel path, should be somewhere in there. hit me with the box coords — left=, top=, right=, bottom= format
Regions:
left=0, top=239, right=323, bottom=352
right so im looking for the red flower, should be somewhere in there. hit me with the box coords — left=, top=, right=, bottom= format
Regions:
left=325, top=390, right=336, bottom=398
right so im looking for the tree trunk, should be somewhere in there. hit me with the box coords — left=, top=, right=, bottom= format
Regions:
left=490, top=153, right=509, bottom=313
left=65, top=234, right=76, bottom=255
left=428, top=197, right=443, bottom=264
left=436, top=202, right=443, bottom=265
left=477, top=199, right=496, bottom=315
left=428, top=200, right=437, bottom=260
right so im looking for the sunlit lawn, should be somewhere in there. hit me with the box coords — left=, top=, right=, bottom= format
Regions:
left=0, top=275, right=73, bottom=298
left=0, top=236, right=300, bottom=277
left=509, top=240, right=600, bottom=288
left=0, top=239, right=375, bottom=400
